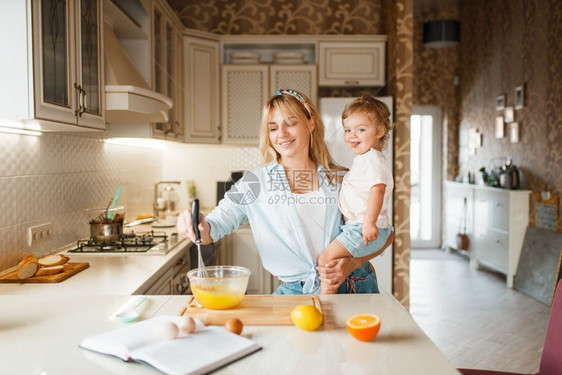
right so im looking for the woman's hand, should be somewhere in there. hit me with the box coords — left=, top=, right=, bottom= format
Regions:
left=317, top=257, right=361, bottom=293
left=177, top=210, right=213, bottom=244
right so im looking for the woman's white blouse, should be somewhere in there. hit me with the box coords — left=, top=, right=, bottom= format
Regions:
left=206, top=161, right=343, bottom=293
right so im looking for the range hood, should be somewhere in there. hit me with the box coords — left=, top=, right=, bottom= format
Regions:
left=104, top=22, right=172, bottom=123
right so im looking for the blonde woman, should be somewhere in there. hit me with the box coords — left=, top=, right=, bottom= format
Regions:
left=178, top=89, right=378, bottom=294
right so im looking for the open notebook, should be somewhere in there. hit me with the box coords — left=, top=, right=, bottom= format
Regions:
left=80, top=316, right=260, bottom=375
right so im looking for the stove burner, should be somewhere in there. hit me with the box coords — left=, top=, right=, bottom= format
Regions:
left=100, top=244, right=121, bottom=251
left=68, top=230, right=168, bottom=253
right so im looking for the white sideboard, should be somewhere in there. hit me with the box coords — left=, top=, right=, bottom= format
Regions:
left=443, top=181, right=531, bottom=287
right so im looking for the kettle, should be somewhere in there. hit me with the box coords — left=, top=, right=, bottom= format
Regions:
left=499, top=158, right=520, bottom=189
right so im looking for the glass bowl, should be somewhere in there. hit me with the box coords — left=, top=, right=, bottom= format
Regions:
left=187, top=266, right=251, bottom=310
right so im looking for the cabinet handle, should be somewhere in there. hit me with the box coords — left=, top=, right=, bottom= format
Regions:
left=74, top=83, right=82, bottom=117
left=79, top=89, right=87, bottom=117
left=74, top=84, right=87, bottom=117
left=176, top=257, right=186, bottom=266
left=344, top=80, right=360, bottom=85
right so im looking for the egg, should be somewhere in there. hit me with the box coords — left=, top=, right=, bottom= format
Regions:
left=178, top=315, right=196, bottom=334
left=224, top=318, right=243, bottom=335
left=153, top=321, right=179, bottom=341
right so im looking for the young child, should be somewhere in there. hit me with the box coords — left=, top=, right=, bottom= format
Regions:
left=318, top=95, right=395, bottom=294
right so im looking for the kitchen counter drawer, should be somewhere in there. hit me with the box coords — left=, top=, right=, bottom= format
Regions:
left=474, top=225, right=508, bottom=274
left=474, top=189, right=509, bottom=231
left=443, top=182, right=531, bottom=288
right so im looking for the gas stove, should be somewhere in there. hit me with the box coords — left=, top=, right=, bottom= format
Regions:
left=67, top=230, right=179, bottom=255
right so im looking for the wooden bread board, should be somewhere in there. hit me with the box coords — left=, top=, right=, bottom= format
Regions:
left=180, top=294, right=322, bottom=325
left=0, top=262, right=89, bottom=283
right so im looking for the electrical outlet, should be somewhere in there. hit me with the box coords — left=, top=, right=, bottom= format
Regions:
left=28, top=223, right=53, bottom=246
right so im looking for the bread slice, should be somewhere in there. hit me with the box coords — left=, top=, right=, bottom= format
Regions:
left=35, top=265, right=64, bottom=277
left=17, top=258, right=38, bottom=279
left=21, top=254, right=38, bottom=263
left=38, top=254, right=69, bottom=267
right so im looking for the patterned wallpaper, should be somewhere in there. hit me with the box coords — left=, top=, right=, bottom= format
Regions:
left=167, top=0, right=413, bottom=305
left=459, top=0, right=562, bottom=225
left=167, top=0, right=384, bottom=35
left=413, top=3, right=460, bottom=181
left=384, top=0, right=413, bottom=308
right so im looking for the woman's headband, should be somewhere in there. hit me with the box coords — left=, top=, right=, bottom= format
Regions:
left=275, top=89, right=311, bottom=118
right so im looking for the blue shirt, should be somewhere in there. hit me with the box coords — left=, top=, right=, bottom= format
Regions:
left=206, top=160, right=343, bottom=293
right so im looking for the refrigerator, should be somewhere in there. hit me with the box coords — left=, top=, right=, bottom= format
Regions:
left=320, top=96, right=394, bottom=294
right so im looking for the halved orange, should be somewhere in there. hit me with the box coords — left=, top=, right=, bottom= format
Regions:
left=345, top=314, right=381, bottom=341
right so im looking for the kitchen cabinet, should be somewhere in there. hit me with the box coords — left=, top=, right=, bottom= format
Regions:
left=443, top=182, right=531, bottom=288
left=218, top=226, right=280, bottom=294
left=1, top=0, right=104, bottom=131
left=139, top=244, right=192, bottom=295
left=473, top=187, right=530, bottom=287
left=143, top=267, right=173, bottom=295
left=184, top=33, right=221, bottom=143
left=318, top=40, right=386, bottom=86
left=221, top=64, right=317, bottom=145
left=151, top=0, right=184, bottom=141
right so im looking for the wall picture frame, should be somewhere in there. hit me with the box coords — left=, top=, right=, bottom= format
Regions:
left=515, top=85, right=525, bottom=109
left=509, top=122, right=519, bottom=143
left=504, top=106, right=515, bottom=123
left=495, top=116, right=504, bottom=138
left=496, top=94, right=506, bottom=111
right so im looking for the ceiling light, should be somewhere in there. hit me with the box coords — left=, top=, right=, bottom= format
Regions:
left=105, top=137, right=166, bottom=149
left=423, top=20, right=460, bottom=48
left=0, top=126, right=42, bottom=136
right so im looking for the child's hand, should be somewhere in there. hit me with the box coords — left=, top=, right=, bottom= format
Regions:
left=362, top=224, right=379, bottom=246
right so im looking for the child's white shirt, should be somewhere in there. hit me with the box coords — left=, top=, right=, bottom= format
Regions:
left=338, top=148, right=393, bottom=228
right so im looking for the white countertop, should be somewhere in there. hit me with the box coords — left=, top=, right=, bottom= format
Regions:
left=444, top=180, right=531, bottom=194
left=0, top=294, right=460, bottom=375
left=0, top=224, right=192, bottom=295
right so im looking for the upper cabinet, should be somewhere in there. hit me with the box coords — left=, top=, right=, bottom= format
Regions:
left=184, top=33, right=221, bottom=143
left=318, top=39, right=386, bottom=86
left=33, top=0, right=105, bottom=129
left=152, top=0, right=183, bottom=141
left=221, top=64, right=316, bottom=145
left=218, top=37, right=319, bottom=145
left=0, top=0, right=104, bottom=131
left=221, top=65, right=269, bottom=145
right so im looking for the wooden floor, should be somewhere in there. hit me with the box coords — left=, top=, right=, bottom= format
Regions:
left=410, top=249, right=551, bottom=374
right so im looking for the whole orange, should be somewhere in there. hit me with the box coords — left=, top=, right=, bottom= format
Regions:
left=345, top=314, right=381, bottom=341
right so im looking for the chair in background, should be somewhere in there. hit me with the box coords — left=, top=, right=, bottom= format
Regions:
left=459, top=279, right=562, bottom=375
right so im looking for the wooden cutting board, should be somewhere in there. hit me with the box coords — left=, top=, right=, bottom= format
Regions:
left=180, top=294, right=322, bottom=325
left=0, top=262, right=89, bottom=283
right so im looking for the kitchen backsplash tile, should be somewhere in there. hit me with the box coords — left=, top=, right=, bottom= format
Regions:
left=0, top=132, right=162, bottom=271
left=0, top=226, right=17, bottom=268
left=0, top=177, right=16, bottom=228
left=162, top=144, right=261, bottom=210
left=15, top=132, right=62, bottom=176
left=0, top=134, right=18, bottom=177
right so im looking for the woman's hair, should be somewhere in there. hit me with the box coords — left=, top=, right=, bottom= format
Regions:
left=259, top=89, right=346, bottom=184
left=342, top=95, right=393, bottom=150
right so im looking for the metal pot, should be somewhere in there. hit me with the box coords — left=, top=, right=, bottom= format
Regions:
left=499, top=162, right=520, bottom=189
left=86, top=206, right=126, bottom=244
left=90, top=222, right=123, bottom=244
